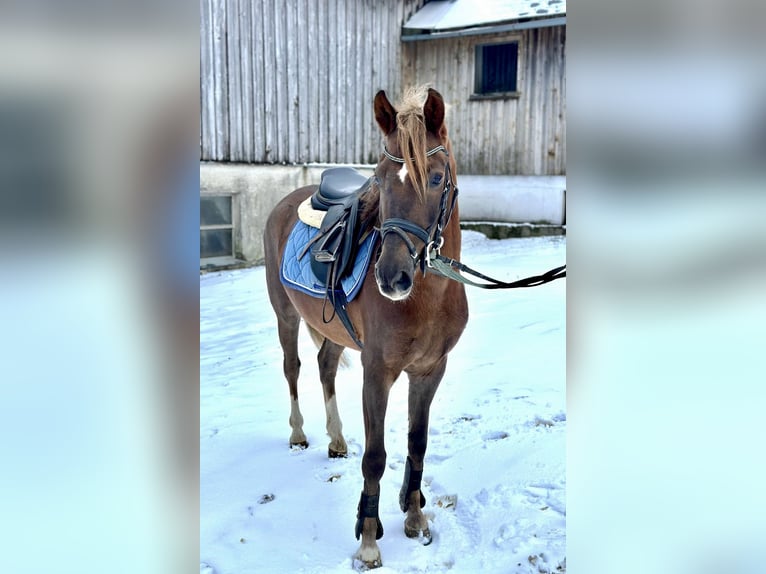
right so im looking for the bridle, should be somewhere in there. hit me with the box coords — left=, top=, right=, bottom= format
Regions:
left=375, top=144, right=567, bottom=290
left=377, top=144, right=458, bottom=275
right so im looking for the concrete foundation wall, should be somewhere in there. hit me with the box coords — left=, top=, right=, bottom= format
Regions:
left=458, top=175, right=566, bottom=225
left=200, top=163, right=564, bottom=266
left=201, top=163, right=374, bottom=265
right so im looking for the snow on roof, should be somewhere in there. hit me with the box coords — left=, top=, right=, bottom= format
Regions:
left=404, top=0, right=566, bottom=32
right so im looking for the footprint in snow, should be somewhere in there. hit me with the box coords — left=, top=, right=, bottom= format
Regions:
left=426, top=453, right=451, bottom=464
left=482, top=431, right=509, bottom=441
left=455, top=413, right=481, bottom=423
left=493, top=523, right=517, bottom=546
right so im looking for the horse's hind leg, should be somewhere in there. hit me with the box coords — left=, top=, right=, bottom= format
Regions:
left=275, top=311, right=307, bottom=448
left=317, top=337, right=348, bottom=458
left=400, top=357, right=448, bottom=543
left=264, top=209, right=309, bottom=449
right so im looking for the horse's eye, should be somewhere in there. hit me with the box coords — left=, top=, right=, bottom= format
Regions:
left=430, top=173, right=443, bottom=187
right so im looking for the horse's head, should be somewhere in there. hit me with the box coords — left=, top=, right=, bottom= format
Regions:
left=372, top=87, right=457, bottom=302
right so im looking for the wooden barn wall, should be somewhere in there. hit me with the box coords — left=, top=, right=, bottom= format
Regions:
left=402, top=26, right=566, bottom=175
left=200, top=0, right=424, bottom=164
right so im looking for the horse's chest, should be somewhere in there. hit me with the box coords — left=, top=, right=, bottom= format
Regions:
left=405, top=292, right=468, bottom=361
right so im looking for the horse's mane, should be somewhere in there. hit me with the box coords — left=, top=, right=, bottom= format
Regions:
left=359, top=182, right=380, bottom=232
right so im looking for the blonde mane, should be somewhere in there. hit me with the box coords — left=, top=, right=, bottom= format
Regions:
left=395, top=86, right=431, bottom=199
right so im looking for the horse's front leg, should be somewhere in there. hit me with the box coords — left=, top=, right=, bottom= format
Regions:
left=354, top=362, right=396, bottom=569
left=400, top=357, right=447, bottom=544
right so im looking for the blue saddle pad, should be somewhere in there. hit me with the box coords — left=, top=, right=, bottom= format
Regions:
left=280, top=220, right=378, bottom=301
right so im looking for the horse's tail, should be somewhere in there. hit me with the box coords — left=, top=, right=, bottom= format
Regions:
left=306, top=323, right=351, bottom=369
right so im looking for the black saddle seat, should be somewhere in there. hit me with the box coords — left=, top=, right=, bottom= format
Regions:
left=299, top=167, right=374, bottom=348
left=312, top=167, right=370, bottom=210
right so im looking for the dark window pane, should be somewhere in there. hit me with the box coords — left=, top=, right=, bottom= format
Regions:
left=476, top=42, right=518, bottom=94
left=200, top=228, right=233, bottom=258
left=200, top=196, right=232, bottom=226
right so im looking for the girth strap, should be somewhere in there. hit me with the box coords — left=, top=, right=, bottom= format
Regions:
left=323, top=288, right=363, bottom=349
left=355, top=492, right=384, bottom=540
left=399, top=456, right=427, bottom=512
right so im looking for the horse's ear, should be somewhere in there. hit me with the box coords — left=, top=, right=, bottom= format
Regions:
left=423, top=88, right=445, bottom=134
left=374, top=90, right=397, bottom=135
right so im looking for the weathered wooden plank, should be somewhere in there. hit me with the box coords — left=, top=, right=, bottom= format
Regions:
left=318, top=0, right=330, bottom=163
left=200, top=0, right=215, bottom=159
left=368, top=2, right=380, bottom=163
left=304, top=2, right=316, bottom=162
left=350, top=2, right=360, bottom=163
left=520, top=28, right=534, bottom=174
left=285, top=1, right=298, bottom=162
left=445, top=39, right=461, bottom=157
left=273, top=0, right=286, bottom=162
left=353, top=1, right=360, bottom=163
left=327, top=0, right=337, bottom=162
left=226, top=0, right=242, bottom=161
left=559, top=26, right=567, bottom=174
left=518, top=29, right=530, bottom=174
left=211, top=0, right=229, bottom=160
left=377, top=1, right=388, bottom=93
left=252, top=0, right=266, bottom=161
left=261, top=0, right=276, bottom=162
left=238, top=0, right=253, bottom=161
left=361, top=0, right=372, bottom=163
left=543, top=26, right=555, bottom=174
left=335, top=0, right=345, bottom=162
left=296, top=0, right=309, bottom=163
left=535, top=27, right=545, bottom=174
left=335, top=0, right=354, bottom=162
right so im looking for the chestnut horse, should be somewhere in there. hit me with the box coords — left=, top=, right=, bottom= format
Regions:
left=263, top=87, right=468, bottom=569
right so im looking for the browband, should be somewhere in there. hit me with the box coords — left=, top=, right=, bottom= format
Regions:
left=382, top=145, right=448, bottom=164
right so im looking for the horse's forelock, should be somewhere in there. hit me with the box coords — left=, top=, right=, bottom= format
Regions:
left=395, top=116, right=428, bottom=199
left=393, top=86, right=432, bottom=199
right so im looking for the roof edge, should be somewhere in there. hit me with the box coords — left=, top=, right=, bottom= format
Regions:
left=401, top=16, right=566, bottom=42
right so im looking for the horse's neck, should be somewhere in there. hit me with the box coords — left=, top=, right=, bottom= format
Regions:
left=441, top=203, right=462, bottom=260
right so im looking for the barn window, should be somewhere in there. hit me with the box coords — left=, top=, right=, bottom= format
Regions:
left=474, top=41, right=519, bottom=97
left=200, top=195, right=235, bottom=262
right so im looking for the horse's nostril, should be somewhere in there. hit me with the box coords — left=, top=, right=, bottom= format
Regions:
left=395, top=271, right=412, bottom=292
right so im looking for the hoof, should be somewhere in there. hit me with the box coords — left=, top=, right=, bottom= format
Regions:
left=405, top=524, right=432, bottom=545
left=290, top=440, right=309, bottom=449
left=353, top=544, right=382, bottom=570
left=328, top=447, right=348, bottom=458
left=352, top=556, right=382, bottom=571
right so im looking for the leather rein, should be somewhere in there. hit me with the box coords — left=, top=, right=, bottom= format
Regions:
left=377, top=145, right=566, bottom=289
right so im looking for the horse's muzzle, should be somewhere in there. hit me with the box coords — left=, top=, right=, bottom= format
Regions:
left=375, top=261, right=413, bottom=301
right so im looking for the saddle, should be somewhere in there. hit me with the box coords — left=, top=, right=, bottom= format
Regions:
left=298, top=167, right=375, bottom=348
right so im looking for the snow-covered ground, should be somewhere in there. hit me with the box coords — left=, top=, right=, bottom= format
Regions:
left=201, top=232, right=566, bottom=574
